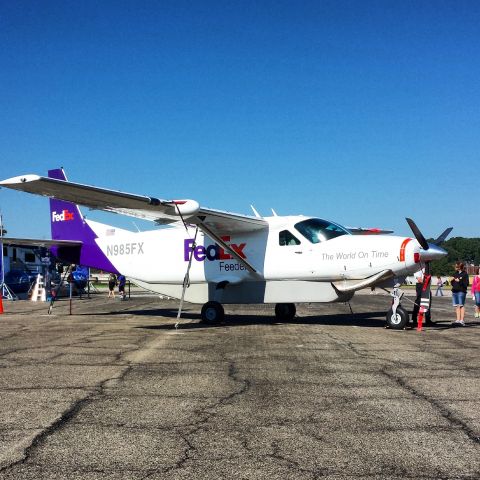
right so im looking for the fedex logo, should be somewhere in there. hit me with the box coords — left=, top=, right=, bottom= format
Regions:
left=184, top=236, right=246, bottom=262
left=52, top=209, right=75, bottom=222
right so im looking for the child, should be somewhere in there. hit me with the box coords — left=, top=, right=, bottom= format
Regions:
left=435, top=275, right=444, bottom=296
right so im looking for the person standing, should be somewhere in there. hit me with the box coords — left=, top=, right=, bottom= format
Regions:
left=435, top=275, right=444, bottom=296
left=108, top=272, right=117, bottom=299
left=412, top=272, right=432, bottom=326
left=118, top=274, right=127, bottom=300
left=471, top=270, right=480, bottom=319
left=451, top=262, right=469, bottom=326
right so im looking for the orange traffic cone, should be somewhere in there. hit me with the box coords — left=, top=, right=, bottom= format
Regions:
left=0, top=295, right=4, bottom=314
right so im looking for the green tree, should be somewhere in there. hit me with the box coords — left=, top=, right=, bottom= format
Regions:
left=430, top=237, right=480, bottom=275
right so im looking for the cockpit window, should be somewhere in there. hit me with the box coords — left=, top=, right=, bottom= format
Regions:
left=294, top=218, right=350, bottom=244
left=279, top=230, right=301, bottom=246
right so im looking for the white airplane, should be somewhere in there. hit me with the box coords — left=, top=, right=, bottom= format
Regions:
left=0, top=168, right=449, bottom=329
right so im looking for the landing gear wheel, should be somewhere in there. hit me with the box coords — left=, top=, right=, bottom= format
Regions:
left=386, top=305, right=409, bottom=330
left=201, top=301, right=225, bottom=325
left=275, top=303, right=296, bottom=322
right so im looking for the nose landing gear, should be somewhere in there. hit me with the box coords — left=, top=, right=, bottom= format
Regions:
left=385, top=283, right=409, bottom=329
left=386, top=305, right=409, bottom=329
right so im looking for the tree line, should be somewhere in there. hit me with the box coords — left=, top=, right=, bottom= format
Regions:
left=430, top=237, right=480, bottom=275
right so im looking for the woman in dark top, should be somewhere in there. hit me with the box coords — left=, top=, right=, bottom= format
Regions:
left=450, top=262, right=469, bottom=326
left=108, top=273, right=117, bottom=299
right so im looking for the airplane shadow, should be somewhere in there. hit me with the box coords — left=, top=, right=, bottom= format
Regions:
left=76, top=307, right=480, bottom=331
left=129, top=309, right=390, bottom=330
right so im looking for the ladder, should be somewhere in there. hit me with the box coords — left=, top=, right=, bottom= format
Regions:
left=30, top=274, right=46, bottom=302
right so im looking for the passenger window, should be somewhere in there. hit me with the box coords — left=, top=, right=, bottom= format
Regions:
left=279, top=230, right=301, bottom=246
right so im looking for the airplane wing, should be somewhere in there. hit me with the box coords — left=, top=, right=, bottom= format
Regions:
left=0, top=237, right=82, bottom=248
left=0, top=174, right=268, bottom=234
left=347, top=227, right=394, bottom=235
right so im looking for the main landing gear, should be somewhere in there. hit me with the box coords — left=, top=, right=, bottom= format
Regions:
left=200, top=301, right=225, bottom=325
left=199, top=301, right=297, bottom=324
left=274, top=303, right=296, bottom=322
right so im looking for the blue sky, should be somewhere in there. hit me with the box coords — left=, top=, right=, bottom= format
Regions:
left=1, top=0, right=479, bottom=238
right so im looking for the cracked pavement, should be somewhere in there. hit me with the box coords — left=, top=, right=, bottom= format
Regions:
left=0, top=292, right=478, bottom=479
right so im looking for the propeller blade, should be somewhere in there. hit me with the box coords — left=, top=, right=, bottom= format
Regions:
left=406, top=218, right=429, bottom=251
left=432, top=227, right=453, bottom=245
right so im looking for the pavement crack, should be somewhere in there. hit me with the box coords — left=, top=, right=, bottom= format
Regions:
left=322, top=332, right=370, bottom=359
left=0, top=366, right=133, bottom=474
left=267, top=440, right=318, bottom=478
left=381, top=368, right=479, bottom=445
left=161, top=359, right=251, bottom=474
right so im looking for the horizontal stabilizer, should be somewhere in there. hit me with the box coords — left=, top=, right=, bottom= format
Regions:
left=332, top=269, right=394, bottom=293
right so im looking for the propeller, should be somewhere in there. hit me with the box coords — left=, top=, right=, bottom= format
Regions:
left=406, top=218, right=451, bottom=266
left=405, top=218, right=451, bottom=329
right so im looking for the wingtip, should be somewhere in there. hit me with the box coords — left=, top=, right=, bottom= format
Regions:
left=0, top=174, right=41, bottom=186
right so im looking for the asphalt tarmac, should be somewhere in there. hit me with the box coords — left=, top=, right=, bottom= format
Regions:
left=0, top=292, right=479, bottom=479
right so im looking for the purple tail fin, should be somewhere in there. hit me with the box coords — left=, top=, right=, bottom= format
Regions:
left=48, top=168, right=118, bottom=273
left=48, top=168, right=84, bottom=241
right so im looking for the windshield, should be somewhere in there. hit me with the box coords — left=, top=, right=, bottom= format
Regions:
left=294, top=218, right=350, bottom=244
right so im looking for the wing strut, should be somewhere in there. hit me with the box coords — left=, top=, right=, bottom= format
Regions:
left=198, top=224, right=259, bottom=275
left=175, top=226, right=199, bottom=329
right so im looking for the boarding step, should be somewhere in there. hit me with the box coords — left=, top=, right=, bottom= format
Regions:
left=30, top=274, right=46, bottom=302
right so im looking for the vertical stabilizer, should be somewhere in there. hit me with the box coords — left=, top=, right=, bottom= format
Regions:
left=47, top=168, right=118, bottom=273
left=48, top=168, right=85, bottom=241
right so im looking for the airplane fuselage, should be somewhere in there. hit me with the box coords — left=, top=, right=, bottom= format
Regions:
left=86, top=216, right=421, bottom=304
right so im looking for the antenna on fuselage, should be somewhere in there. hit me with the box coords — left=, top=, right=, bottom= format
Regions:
left=271, top=208, right=278, bottom=216
left=250, top=205, right=262, bottom=218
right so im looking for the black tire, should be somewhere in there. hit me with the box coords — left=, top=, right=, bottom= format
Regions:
left=386, top=305, right=409, bottom=329
left=200, top=301, right=225, bottom=325
left=275, top=303, right=296, bottom=322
